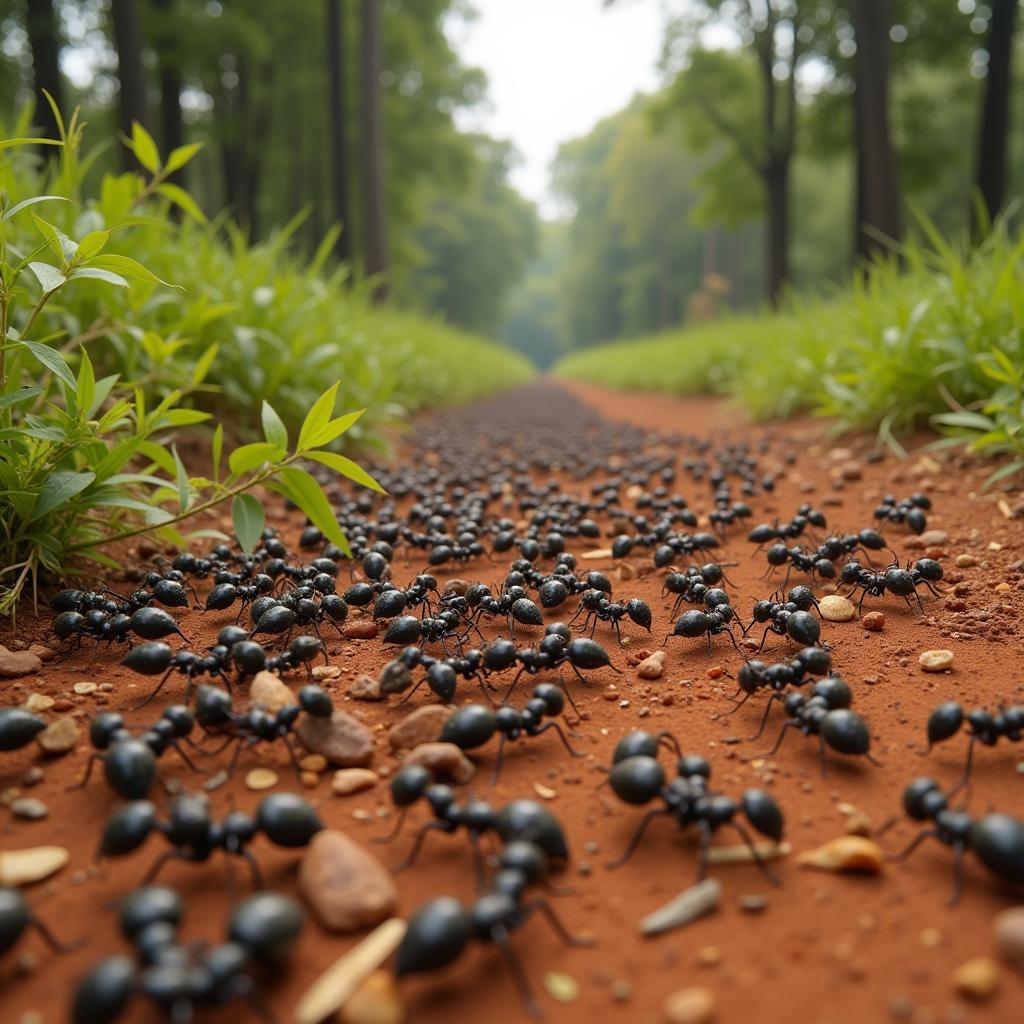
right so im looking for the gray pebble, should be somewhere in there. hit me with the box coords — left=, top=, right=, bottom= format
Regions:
left=11, top=798, right=48, bottom=820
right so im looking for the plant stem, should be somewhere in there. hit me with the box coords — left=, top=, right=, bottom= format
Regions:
left=65, top=453, right=303, bottom=553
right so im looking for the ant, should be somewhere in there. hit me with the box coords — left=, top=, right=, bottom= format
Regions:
left=0, top=707, right=47, bottom=753
left=926, top=701, right=1024, bottom=784
left=72, top=705, right=198, bottom=799
left=747, top=503, right=827, bottom=548
left=439, top=683, right=581, bottom=783
left=52, top=606, right=188, bottom=648
left=651, top=531, right=721, bottom=569
left=661, top=563, right=731, bottom=618
left=664, top=604, right=741, bottom=652
left=569, top=590, right=652, bottom=642
left=95, top=792, right=322, bottom=889
left=874, top=493, right=931, bottom=534
left=886, top=777, right=1024, bottom=905
left=1, top=887, right=78, bottom=960
left=605, top=738, right=784, bottom=882
left=761, top=677, right=879, bottom=776
left=192, top=682, right=334, bottom=778
left=72, top=887, right=302, bottom=1023
left=840, top=557, right=944, bottom=613
left=745, top=586, right=821, bottom=651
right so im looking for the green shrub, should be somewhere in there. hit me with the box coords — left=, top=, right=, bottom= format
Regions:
left=555, top=216, right=1024, bottom=479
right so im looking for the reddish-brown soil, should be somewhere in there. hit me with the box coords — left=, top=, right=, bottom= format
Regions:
left=3, top=379, right=1024, bottom=1024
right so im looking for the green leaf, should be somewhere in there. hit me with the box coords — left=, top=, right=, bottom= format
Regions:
left=261, top=400, right=288, bottom=450
left=0, top=387, right=43, bottom=410
left=212, top=423, right=224, bottom=483
left=32, top=471, right=95, bottom=521
left=68, top=267, right=128, bottom=288
left=192, top=342, right=219, bottom=385
left=228, top=442, right=284, bottom=477
left=983, top=459, right=1024, bottom=489
left=89, top=254, right=176, bottom=288
left=75, top=229, right=111, bottom=261
left=156, top=182, right=208, bottom=224
left=297, top=384, right=339, bottom=450
left=306, top=450, right=386, bottom=493
left=28, top=261, right=66, bottom=293
left=305, top=409, right=364, bottom=450
left=172, top=445, right=189, bottom=514
left=21, top=340, right=76, bottom=389
left=160, top=408, right=212, bottom=427
left=232, top=493, right=265, bottom=554
left=932, top=411, right=996, bottom=431
left=164, top=142, right=204, bottom=174
left=276, top=466, right=351, bottom=556
left=0, top=137, right=63, bottom=151
left=131, top=122, right=161, bottom=173
left=76, top=349, right=96, bottom=417
left=1, top=195, right=70, bottom=223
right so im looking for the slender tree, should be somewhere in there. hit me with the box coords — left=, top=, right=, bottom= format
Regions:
left=326, top=0, right=355, bottom=267
left=850, top=0, right=902, bottom=260
left=24, top=0, right=64, bottom=142
left=110, top=0, right=149, bottom=170
left=974, top=0, right=1018, bottom=229
left=152, top=0, right=184, bottom=183
left=360, top=0, right=389, bottom=299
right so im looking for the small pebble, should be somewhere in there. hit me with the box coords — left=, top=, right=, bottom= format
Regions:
left=952, top=956, right=999, bottom=1000
left=332, top=768, right=379, bottom=796
left=797, top=836, right=883, bottom=873
left=611, top=980, right=632, bottom=1003
left=343, top=620, right=379, bottom=641
left=544, top=972, right=579, bottom=1003
left=35, top=716, right=78, bottom=755
left=663, top=985, right=716, bottom=1024
left=862, top=611, right=886, bottom=631
left=955, top=554, right=976, bottom=568
left=311, top=665, right=341, bottom=681
left=22, top=694, right=54, bottom=713
left=738, top=894, right=768, bottom=913
left=637, top=650, right=666, bottom=680
left=11, top=798, right=48, bottom=820
left=919, top=650, right=954, bottom=672
left=0, top=845, right=68, bottom=886
left=994, top=906, right=1024, bottom=971
left=640, top=879, right=721, bottom=936
left=819, top=595, right=856, bottom=622
left=300, top=754, right=329, bottom=773
left=339, top=969, right=404, bottom=1024
left=73, top=682, right=97, bottom=695
left=245, top=768, right=279, bottom=791
left=300, top=771, right=320, bottom=788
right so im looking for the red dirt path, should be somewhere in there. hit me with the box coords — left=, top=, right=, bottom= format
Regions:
left=3, top=379, right=1024, bottom=1024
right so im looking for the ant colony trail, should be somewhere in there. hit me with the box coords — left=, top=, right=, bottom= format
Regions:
left=3, top=379, right=1023, bottom=1024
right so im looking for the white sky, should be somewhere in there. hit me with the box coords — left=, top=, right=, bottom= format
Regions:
left=449, top=0, right=666, bottom=216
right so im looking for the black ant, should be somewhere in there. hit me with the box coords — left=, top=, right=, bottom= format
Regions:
left=762, top=676, right=879, bottom=776
left=745, top=585, right=821, bottom=651
left=439, top=683, right=581, bottom=783
left=95, top=792, right=323, bottom=889
left=840, top=557, right=944, bottom=613
left=0, top=707, right=47, bottom=754
left=926, top=701, right=1024, bottom=783
left=747, top=503, right=827, bottom=548
left=886, top=777, right=1024, bottom=905
left=664, top=604, right=741, bottom=652
left=192, top=682, right=333, bottom=777
left=72, top=705, right=198, bottom=799
left=605, top=734, right=784, bottom=882
left=71, top=886, right=302, bottom=1023
left=874, top=493, right=931, bottom=534
left=1, top=887, right=78, bottom=959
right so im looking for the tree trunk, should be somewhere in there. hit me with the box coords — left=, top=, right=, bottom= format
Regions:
left=152, top=0, right=184, bottom=185
left=765, top=157, right=789, bottom=306
left=360, top=0, right=389, bottom=300
left=974, top=0, right=1017, bottom=229
left=24, top=0, right=64, bottom=143
left=110, top=0, right=149, bottom=171
left=851, top=0, right=902, bottom=260
left=327, top=0, right=355, bottom=268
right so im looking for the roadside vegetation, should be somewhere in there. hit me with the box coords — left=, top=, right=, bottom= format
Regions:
left=555, top=220, right=1024, bottom=481
left=0, top=109, right=531, bottom=612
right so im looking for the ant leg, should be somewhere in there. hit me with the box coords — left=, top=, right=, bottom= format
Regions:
left=396, top=677, right=430, bottom=706
left=197, top=734, right=236, bottom=757
left=141, top=850, right=182, bottom=886
left=886, top=826, right=938, bottom=863
left=491, top=735, right=508, bottom=787
left=134, top=668, right=175, bottom=711
left=606, top=809, right=671, bottom=869
left=729, top=820, right=781, bottom=886
left=281, top=735, right=303, bottom=776
left=371, top=808, right=407, bottom=844
left=761, top=721, right=798, bottom=758
left=170, top=740, right=198, bottom=771
left=239, top=848, right=264, bottom=891
left=27, top=915, right=82, bottom=953
left=748, top=695, right=779, bottom=741
left=468, top=831, right=487, bottom=890
left=656, top=732, right=682, bottom=757
left=491, top=925, right=544, bottom=1021
left=533, top=721, right=581, bottom=758
left=520, top=897, right=595, bottom=947
left=947, top=841, right=966, bottom=908
left=223, top=738, right=247, bottom=780
left=756, top=627, right=771, bottom=653
left=502, top=667, right=527, bottom=704
left=392, top=821, right=450, bottom=872
left=554, top=680, right=581, bottom=718
left=67, top=752, right=104, bottom=791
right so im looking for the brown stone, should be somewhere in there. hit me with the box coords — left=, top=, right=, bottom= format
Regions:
left=296, top=711, right=374, bottom=767
left=332, top=768, right=379, bottom=796
left=249, top=671, right=296, bottom=713
left=348, top=674, right=384, bottom=702
left=0, top=647, right=43, bottom=679
left=343, top=620, right=379, bottom=641
left=402, top=742, right=475, bottom=784
left=299, top=831, right=397, bottom=933
left=35, top=716, right=79, bottom=755
left=387, top=706, right=450, bottom=752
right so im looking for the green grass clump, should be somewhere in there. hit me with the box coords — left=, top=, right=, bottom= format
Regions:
left=555, top=220, right=1024, bottom=476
